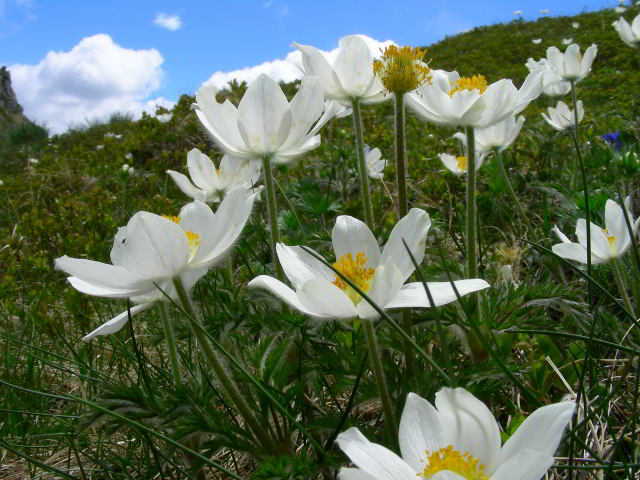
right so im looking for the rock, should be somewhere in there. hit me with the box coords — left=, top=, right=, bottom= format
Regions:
left=0, top=66, right=23, bottom=115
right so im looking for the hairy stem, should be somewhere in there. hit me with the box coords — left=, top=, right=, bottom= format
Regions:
left=262, top=156, right=284, bottom=282
left=351, top=98, right=375, bottom=229
left=158, top=302, right=181, bottom=388
left=465, top=126, right=477, bottom=279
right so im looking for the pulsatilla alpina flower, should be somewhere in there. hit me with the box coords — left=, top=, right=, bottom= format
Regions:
left=541, top=100, right=584, bottom=131
left=525, top=58, right=571, bottom=97
left=336, top=388, right=575, bottom=480
left=552, top=196, right=639, bottom=264
left=248, top=209, right=489, bottom=319
left=543, top=43, right=597, bottom=82
left=293, top=35, right=386, bottom=105
left=55, top=187, right=260, bottom=340
left=452, top=115, right=526, bottom=155
left=364, top=145, right=386, bottom=180
left=372, top=45, right=432, bottom=94
left=167, top=148, right=261, bottom=202
left=612, top=14, right=640, bottom=48
left=195, top=74, right=343, bottom=165
left=438, top=153, right=486, bottom=176
left=406, top=69, right=542, bottom=128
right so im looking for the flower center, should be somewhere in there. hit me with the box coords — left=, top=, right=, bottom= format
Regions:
left=603, top=228, right=617, bottom=254
left=164, top=215, right=201, bottom=260
left=456, top=156, right=468, bottom=172
left=449, top=75, right=488, bottom=96
left=331, top=252, right=376, bottom=305
left=372, top=45, right=432, bottom=94
left=423, top=446, right=489, bottom=480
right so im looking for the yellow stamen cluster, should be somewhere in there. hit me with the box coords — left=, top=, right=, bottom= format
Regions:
left=449, top=75, right=488, bottom=96
left=423, top=446, right=489, bottom=480
left=163, top=215, right=201, bottom=259
left=372, top=45, right=432, bottom=94
left=603, top=228, right=617, bottom=253
left=456, top=156, right=468, bottom=172
left=332, top=252, right=375, bottom=304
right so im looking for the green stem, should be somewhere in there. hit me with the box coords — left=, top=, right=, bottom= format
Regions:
left=362, top=318, right=397, bottom=447
left=262, top=156, right=284, bottom=282
left=465, top=126, right=477, bottom=279
left=226, top=255, right=234, bottom=284
left=172, top=277, right=275, bottom=452
left=612, top=259, right=635, bottom=317
left=158, top=302, right=181, bottom=388
left=495, top=149, right=532, bottom=229
left=351, top=98, right=375, bottom=229
left=393, top=92, right=414, bottom=375
left=570, top=81, right=580, bottom=190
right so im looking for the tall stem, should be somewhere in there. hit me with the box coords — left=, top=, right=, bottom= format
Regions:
left=262, top=156, right=284, bottom=282
left=612, top=259, right=635, bottom=317
left=465, top=126, right=478, bottom=280
left=362, top=319, right=397, bottom=447
left=351, top=98, right=375, bottom=229
left=172, top=277, right=275, bottom=452
left=393, top=92, right=414, bottom=375
left=158, top=302, right=181, bottom=388
left=570, top=81, right=580, bottom=190
left=495, top=149, right=532, bottom=229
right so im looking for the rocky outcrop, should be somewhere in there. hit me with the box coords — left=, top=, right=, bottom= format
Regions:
left=0, top=67, right=22, bottom=115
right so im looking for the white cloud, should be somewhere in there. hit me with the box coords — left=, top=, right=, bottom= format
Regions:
left=153, top=13, right=182, bottom=31
left=9, top=34, right=173, bottom=133
left=201, top=34, right=394, bottom=92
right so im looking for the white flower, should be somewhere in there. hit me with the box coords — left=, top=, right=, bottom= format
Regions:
left=562, top=38, right=574, bottom=45
left=544, top=43, right=598, bottom=82
left=525, top=58, right=572, bottom=97
left=406, top=70, right=542, bottom=128
left=96, top=145, right=104, bottom=150
left=572, top=22, right=580, bottom=29
left=293, top=35, right=386, bottom=106
left=541, top=100, right=584, bottom=131
left=541, top=9, right=550, bottom=14
left=364, top=145, right=386, bottom=180
left=104, top=132, right=122, bottom=139
left=438, top=153, right=486, bottom=176
left=156, top=113, right=172, bottom=123
left=124, top=152, right=133, bottom=160
left=532, top=38, right=542, bottom=44
left=195, top=74, right=342, bottom=165
left=249, top=210, right=490, bottom=319
left=168, top=148, right=261, bottom=202
left=28, top=158, right=39, bottom=164
left=552, top=197, right=640, bottom=264
left=55, top=188, right=260, bottom=340
left=513, top=10, right=523, bottom=15
left=336, top=388, right=575, bottom=480
left=121, top=164, right=130, bottom=172
left=613, top=14, right=640, bottom=49
left=615, top=6, right=627, bottom=13
left=452, top=115, right=525, bottom=155
left=0, top=179, right=4, bottom=186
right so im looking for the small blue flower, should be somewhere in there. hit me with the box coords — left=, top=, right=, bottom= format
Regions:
left=601, top=130, right=621, bottom=152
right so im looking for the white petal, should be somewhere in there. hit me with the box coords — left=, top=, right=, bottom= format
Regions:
left=337, top=468, right=377, bottom=480
left=498, top=401, right=575, bottom=466
left=552, top=242, right=590, bottom=264
left=399, top=392, right=445, bottom=472
left=605, top=198, right=631, bottom=254
left=110, top=212, right=188, bottom=280
left=167, top=170, right=207, bottom=202
left=276, top=243, right=334, bottom=289
left=237, top=74, right=291, bottom=152
left=380, top=208, right=431, bottom=282
left=332, top=215, right=380, bottom=268
left=194, top=88, right=247, bottom=156
left=297, top=278, right=358, bottom=319
left=551, top=225, right=572, bottom=244
left=357, top=262, right=404, bottom=319
left=55, top=255, right=149, bottom=295
left=248, top=275, right=318, bottom=316
left=82, top=303, right=154, bottom=341
left=293, top=42, right=346, bottom=100
left=332, top=35, right=376, bottom=98
left=187, top=148, right=218, bottom=191
left=335, top=427, right=418, bottom=480
left=281, top=76, right=325, bottom=150
left=385, top=279, right=490, bottom=309
left=491, top=450, right=554, bottom=480
left=434, top=387, right=501, bottom=472
left=178, top=200, right=216, bottom=245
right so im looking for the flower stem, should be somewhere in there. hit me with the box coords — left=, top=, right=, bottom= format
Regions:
left=351, top=98, right=375, bottom=229
left=172, top=277, right=275, bottom=452
left=393, top=92, right=414, bottom=375
left=362, top=318, right=397, bottom=447
left=158, top=302, right=181, bottom=388
left=262, top=156, right=284, bottom=282
left=570, top=81, right=580, bottom=190
left=612, top=259, right=635, bottom=317
left=465, top=126, right=478, bottom=280
left=495, top=149, right=532, bottom=229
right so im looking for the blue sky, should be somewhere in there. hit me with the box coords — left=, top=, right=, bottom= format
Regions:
left=0, top=0, right=629, bottom=132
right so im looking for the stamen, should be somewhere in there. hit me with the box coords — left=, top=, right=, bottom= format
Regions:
left=423, top=445, right=489, bottom=480
left=603, top=228, right=617, bottom=253
left=372, top=45, right=432, bottom=94
left=332, top=252, right=376, bottom=304
left=163, top=214, right=201, bottom=259
left=449, top=75, right=488, bottom=96
left=455, top=156, right=468, bottom=172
